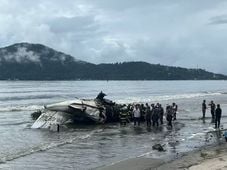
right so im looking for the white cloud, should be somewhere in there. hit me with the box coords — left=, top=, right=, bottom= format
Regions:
left=2, top=46, right=40, bottom=63
left=0, top=0, right=227, bottom=73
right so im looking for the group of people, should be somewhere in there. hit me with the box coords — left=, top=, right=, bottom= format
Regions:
left=202, top=100, right=222, bottom=128
left=119, top=102, right=178, bottom=128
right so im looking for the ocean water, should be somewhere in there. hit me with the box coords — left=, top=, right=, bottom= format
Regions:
left=0, top=80, right=227, bottom=169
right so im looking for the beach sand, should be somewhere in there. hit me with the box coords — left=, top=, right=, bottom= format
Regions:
left=189, top=154, right=227, bottom=170
left=96, top=143, right=227, bottom=170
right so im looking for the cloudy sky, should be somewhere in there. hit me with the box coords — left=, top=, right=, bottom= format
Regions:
left=1, top=0, right=227, bottom=73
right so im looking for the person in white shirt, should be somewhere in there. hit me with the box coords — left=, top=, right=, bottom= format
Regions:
left=133, top=104, right=141, bottom=126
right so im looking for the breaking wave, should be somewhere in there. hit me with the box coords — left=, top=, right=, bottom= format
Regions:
left=0, top=121, right=32, bottom=126
left=116, top=92, right=222, bottom=104
left=0, top=91, right=224, bottom=112
left=0, top=105, right=43, bottom=112
left=0, top=94, right=62, bottom=101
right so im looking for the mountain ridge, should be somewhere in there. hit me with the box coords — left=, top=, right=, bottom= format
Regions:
left=0, top=43, right=226, bottom=80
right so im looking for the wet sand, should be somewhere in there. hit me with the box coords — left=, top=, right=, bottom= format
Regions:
left=95, top=104, right=227, bottom=170
left=97, top=142, right=227, bottom=170
left=157, top=142, right=227, bottom=170
left=96, top=157, right=163, bottom=170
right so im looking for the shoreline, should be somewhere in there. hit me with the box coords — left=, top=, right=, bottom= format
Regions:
left=157, top=142, right=227, bottom=170
left=96, top=141, right=227, bottom=170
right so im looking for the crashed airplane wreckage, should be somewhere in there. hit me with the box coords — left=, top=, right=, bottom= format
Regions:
left=31, top=92, right=123, bottom=129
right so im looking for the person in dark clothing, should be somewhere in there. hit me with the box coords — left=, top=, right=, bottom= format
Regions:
left=140, top=104, right=146, bottom=121
left=152, top=106, right=159, bottom=127
left=57, top=124, right=60, bottom=132
left=96, top=91, right=106, bottom=100
left=172, top=103, right=178, bottom=120
left=202, top=100, right=207, bottom=119
left=145, top=106, right=152, bottom=127
left=224, top=131, right=227, bottom=142
left=215, top=104, right=222, bottom=128
left=150, top=104, right=155, bottom=114
left=159, top=104, right=164, bottom=125
left=209, top=101, right=216, bottom=123
left=166, top=105, right=173, bottom=127
left=119, top=110, right=129, bottom=126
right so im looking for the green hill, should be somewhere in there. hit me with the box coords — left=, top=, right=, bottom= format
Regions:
left=0, top=43, right=226, bottom=80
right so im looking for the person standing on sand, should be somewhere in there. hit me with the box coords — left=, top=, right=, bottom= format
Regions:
left=159, top=104, right=164, bottom=125
left=145, top=106, right=152, bottom=127
left=119, top=109, right=129, bottom=126
left=140, top=104, right=146, bottom=122
left=202, top=100, right=207, bottom=119
left=172, top=103, right=178, bottom=120
left=166, top=105, right=173, bottom=127
left=209, top=101, right=216, bottom=123
left=152, top=105, right=160, bottom=127
left=133, top=105, right=141, bottom=126
left=215, top=104, right=222, bottom=128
